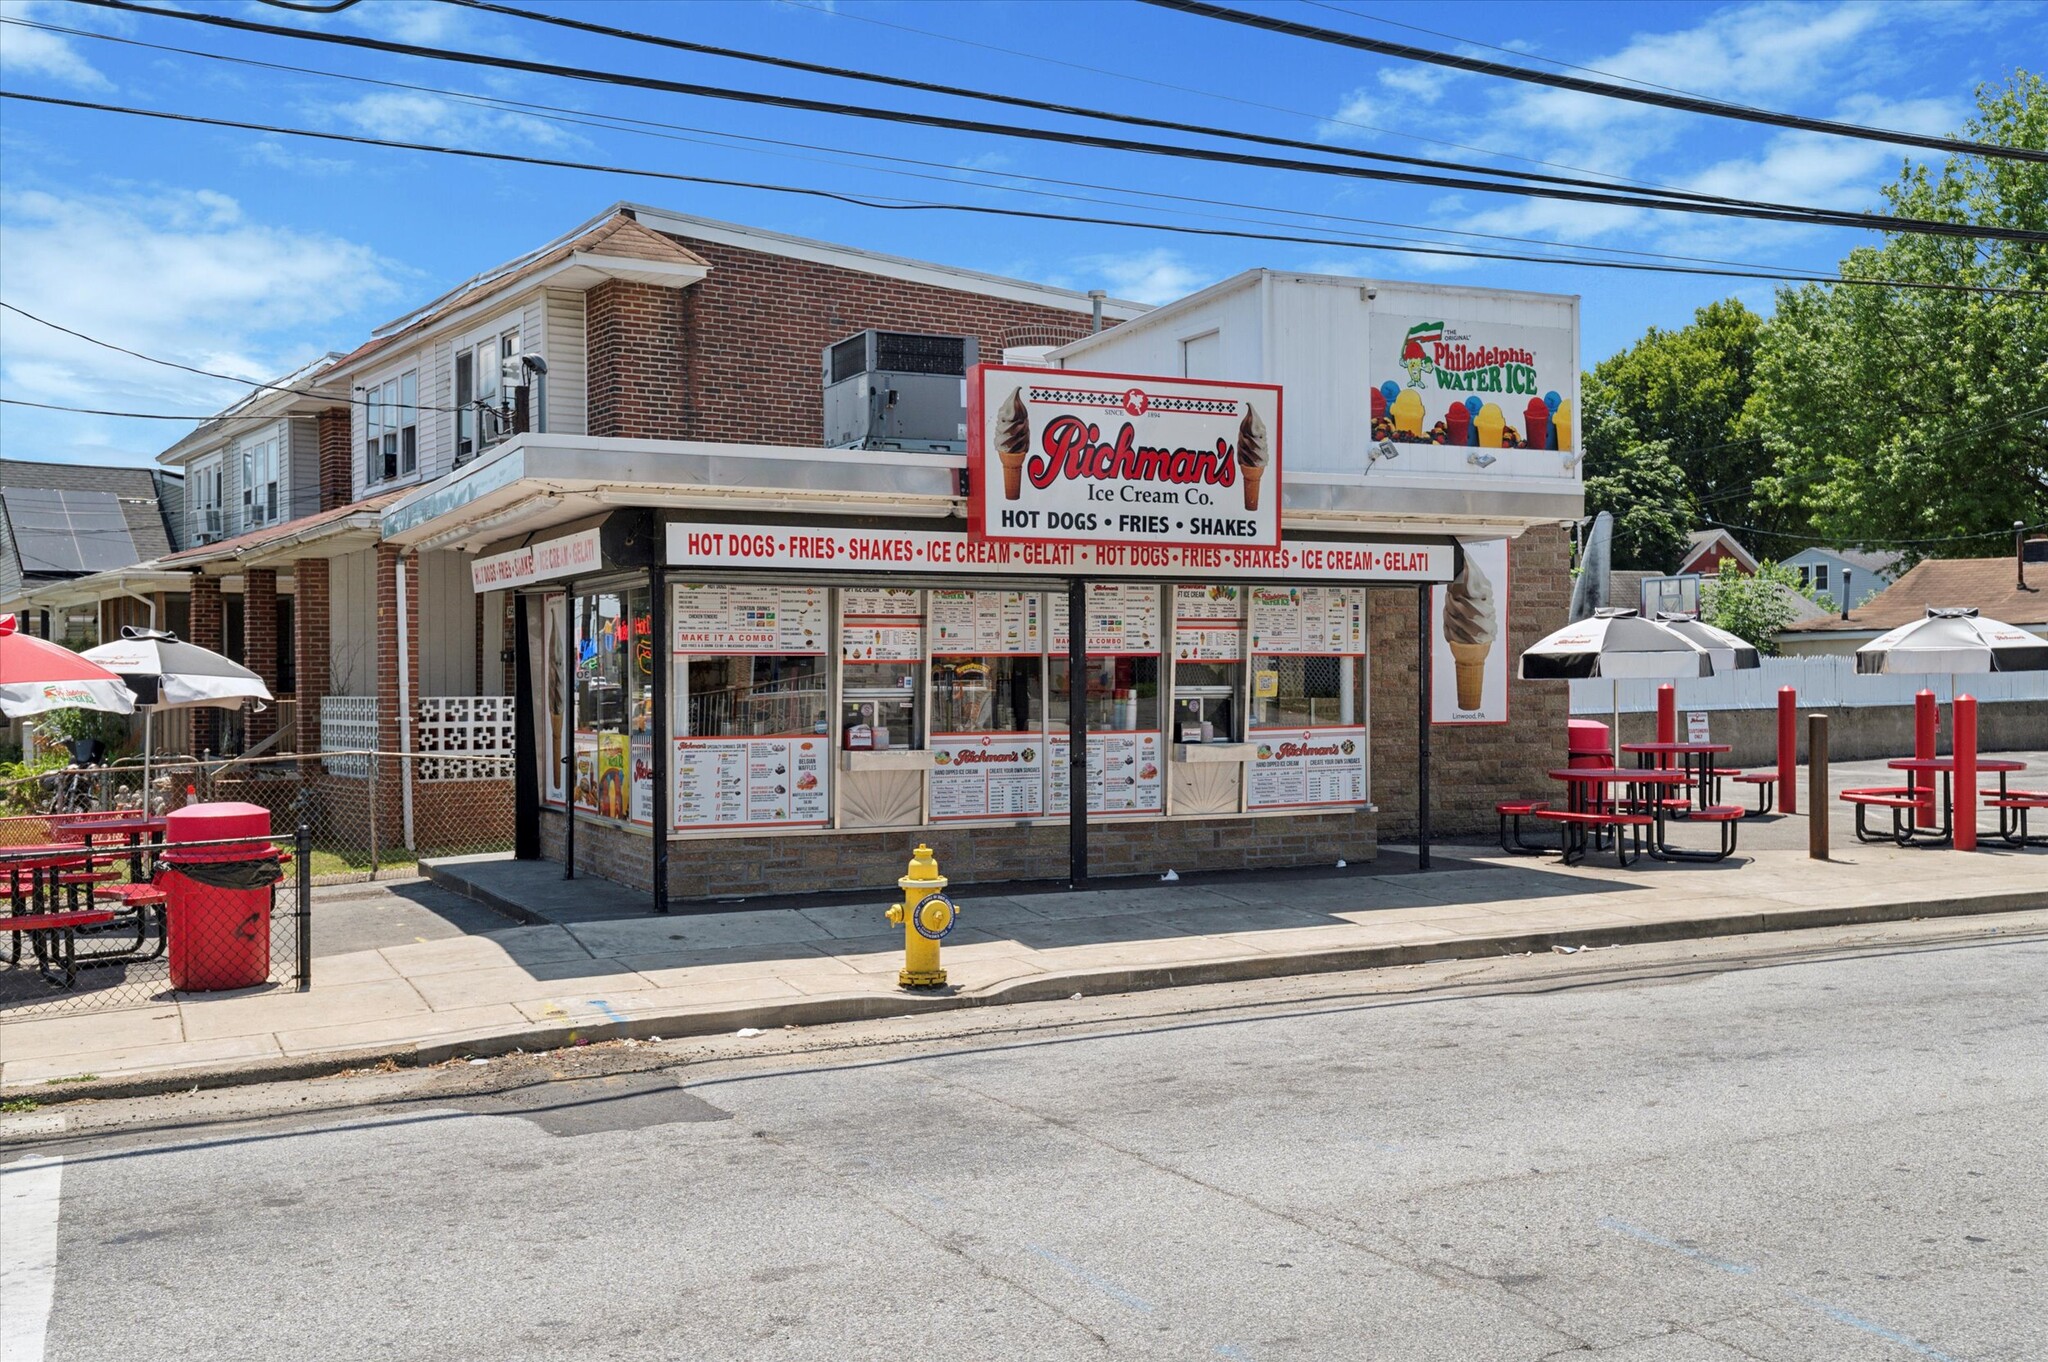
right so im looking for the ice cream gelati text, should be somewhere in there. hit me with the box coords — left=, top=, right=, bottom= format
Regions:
left=1027, top=415, right=1241, bottom=493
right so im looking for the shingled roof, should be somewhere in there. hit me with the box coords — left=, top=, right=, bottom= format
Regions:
left=1780, top=552, right=2048, bottom=633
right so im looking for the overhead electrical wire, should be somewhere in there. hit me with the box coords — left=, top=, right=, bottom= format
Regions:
left=1703, top=518, right=2048, bottom=550
left=64, top=0, right=2048, bottom=245
left=1143, top=0, right=2048, bottom=165
left=0, top=14, right=1884, bottom=280
left=8, top=91, right=2042, bottom=301
left=0, top=397, right=304, bottom=421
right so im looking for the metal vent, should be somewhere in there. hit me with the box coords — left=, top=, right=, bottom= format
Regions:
left=827, top=335, right=868, bottom=386
left=873, top=332, right=967, bottom=376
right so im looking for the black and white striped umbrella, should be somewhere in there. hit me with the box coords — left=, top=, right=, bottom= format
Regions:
left=1657, top=614, right=1762, bottom=672
left=1855, top=608, right=2048, bottom=675
left=83, top=627, right=272, bottom=710
left=1520, top=609, right=1714, bottom=680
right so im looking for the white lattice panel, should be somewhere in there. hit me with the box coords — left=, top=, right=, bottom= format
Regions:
left=416, top=695, right=515, bottom=780
left=321, top=696, right=377, bottom=778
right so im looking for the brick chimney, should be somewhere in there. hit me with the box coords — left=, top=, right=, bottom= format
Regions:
left=317, top=406, right=353, bottom=511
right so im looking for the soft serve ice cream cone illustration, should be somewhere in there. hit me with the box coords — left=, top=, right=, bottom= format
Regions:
left=996, top=386, right=1030, bottom=500
left=1237, top=403, right=1269, bottom=511
left=1442, top=547, right=1497, bottom=711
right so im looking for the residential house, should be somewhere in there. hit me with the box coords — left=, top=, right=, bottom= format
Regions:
left=1776, top=542, right=2048, bottom=656
left=1778, top=545, right=1899, bottom=610
left=0, top=458, right=182, bottom=645
left=1676, top=528, right=1757, bottom=579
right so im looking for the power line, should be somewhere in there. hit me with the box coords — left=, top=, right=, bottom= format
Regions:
left=0, top=397, right=296, bottom=421
left=9, top=90, right=2042, bottom=299
left=2, top=14, right=1895, bottom=280
left=775, top=0, right=1692, bottom=197
left=1144, top=0, right=2048, bottom=165
left=1703, top=518, right=2048, bottom=550
left=66, top=0, right=2048, bottom=245
left=443, top=0, right=1748, bottom=212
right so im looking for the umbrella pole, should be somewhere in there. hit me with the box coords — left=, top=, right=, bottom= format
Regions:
left=1612, top=677, right=1621, bottom=766
left=143, top=707, right=152, bottom=813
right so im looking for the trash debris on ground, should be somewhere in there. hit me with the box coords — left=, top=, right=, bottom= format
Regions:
left=1553, top=945, right=1584, bottom=954
left=1070, top=993, right=1083, bottom=1001
left=467, top=1058, right=489, bottom=1066
left=735, top=1027, right=765, bottom=1038
left=1160, top=869, right=1179, bottom=882
left=1335, top=859, right=1347, bottom=868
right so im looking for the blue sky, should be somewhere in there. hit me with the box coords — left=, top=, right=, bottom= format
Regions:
left=1, top=0, right=2040, bottom=469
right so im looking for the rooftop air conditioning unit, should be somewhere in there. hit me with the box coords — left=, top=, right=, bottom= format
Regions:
left=822, top=330, right=979, bottom=453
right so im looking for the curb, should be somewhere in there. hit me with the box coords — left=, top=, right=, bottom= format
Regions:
left=419, top=860, right=550, bottom=926
left=10, top=887, right=2044, bottom=1105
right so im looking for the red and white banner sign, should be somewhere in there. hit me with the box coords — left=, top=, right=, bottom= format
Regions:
left=966, top=364, right=1282, bottom=551
left=666, top=523, right=1448, bottom=583
left=470, top=527, right=601, bottom=591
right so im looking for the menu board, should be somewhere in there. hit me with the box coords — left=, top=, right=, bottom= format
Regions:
left=1247, top=726, right=1367, bottom=810
left=571, top=733, right=599, bottom=813
left=674, top=736, right=830, bottom=829
left=1047, top=731, right=1165, bottom=815
left=929, top=590, right=1042, bottom=655
left=841, top=624, right=924, bottom=662
left=840, top=587, right=922, bottom=617
left=629, top=740, right=655, bottom=825
left=673, top=584, right=827, bottom=654
left=1174, top=583, right=1245, bottom=662
left=1174, top=584, right=1242, bottom=620
left=1049, top=584, right=1161, bottom=654
left=930, top=733, right=1046, bottom=820
left=1247, top=586, right=1366, bottom=655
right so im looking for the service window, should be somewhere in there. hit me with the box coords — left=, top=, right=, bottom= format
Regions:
left=840, top=587, right=924, bottom=750
left=1047, top=584, right=1164, bottom=815
left=1171, top=584, right=1245, bottom=743
left=928, top=590, right=1046, bottom=821
left=1246, top=586, right=1368, bottom=811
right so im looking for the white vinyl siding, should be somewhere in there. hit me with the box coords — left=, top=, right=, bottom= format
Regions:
left=327, top=548, right=378, bottom=696
left=287, top=416, right=321, bottom=521
left=189, top=456, right=227, bottom=542
left=542, top=289, right=587, bottom=436
left=417, top=550, right=477, bottom=694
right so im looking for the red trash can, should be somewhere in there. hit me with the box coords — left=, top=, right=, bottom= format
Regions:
left=161, top=802, right=280, bottom=992
left=1567, top=719, right=1611, bottom=769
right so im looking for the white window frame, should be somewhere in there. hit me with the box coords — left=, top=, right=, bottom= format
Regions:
left=456, top=317, right=522, bottom=466
left=190, top=455, right=225, bottom=541
left=364, top=364, right=420, bottom=489
left=238, top=426, right=282, bottom=529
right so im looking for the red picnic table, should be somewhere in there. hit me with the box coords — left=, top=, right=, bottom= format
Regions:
left=1541, top=767, right=1733, bottom=867
left=1620, top=741, right=1735, bottom=812
left=2, top=842, right=163, bottom=984
left=50, top=812, right=168, bottom=881
left=1851, top=756, right=2032, bottom=847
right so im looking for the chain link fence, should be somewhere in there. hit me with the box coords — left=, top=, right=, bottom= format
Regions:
left=1, top=829, right=309, bottom=1019
left=0, top=749, right=514, bottom=884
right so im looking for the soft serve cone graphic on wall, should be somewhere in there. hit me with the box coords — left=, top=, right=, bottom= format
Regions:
left=1443, top=547, right=1497, bottom=711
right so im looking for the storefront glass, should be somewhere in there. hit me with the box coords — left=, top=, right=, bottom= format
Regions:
left=567, top=584, right=652, bottom=821
left=841, top=587, right=924, bottom=751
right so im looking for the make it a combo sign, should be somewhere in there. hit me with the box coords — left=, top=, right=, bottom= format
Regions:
left=967, top=364, right=1283, bottom=551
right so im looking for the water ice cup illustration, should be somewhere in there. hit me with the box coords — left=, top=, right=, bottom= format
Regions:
left=1443, top=549, right=1497, bottom=710
left=1237, top=403, right=1269, bottom=511
left=996, top=386, right=1030, bottom=500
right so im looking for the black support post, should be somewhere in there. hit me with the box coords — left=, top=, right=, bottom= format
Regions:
left=1068, top=578, right=1088, bottom=889
left=563, top=582, right=577, bottom=880
left=649, top=566, right=670, bottom=914
left=511, top=594, right=540, bottom=860
left=1417, top=585, right=1432, bottom=872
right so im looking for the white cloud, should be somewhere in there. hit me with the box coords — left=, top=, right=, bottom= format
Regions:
left=327, top=91, right=582, bottom=151
left=1057, top=250, right=1215, bottom=305
left=0, top=0, right=112, bottom=90
left=1377, top=67, right=1446, bottom=104
left=0, top=188, right=403, bottom=463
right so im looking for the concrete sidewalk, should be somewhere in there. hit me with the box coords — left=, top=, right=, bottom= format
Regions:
left=6, top=785, right=2045, bottom=1096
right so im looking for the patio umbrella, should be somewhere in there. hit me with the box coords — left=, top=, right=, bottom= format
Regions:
left=82, top=627, right=273, bottom=805
left=0, top=613, right=136, bottom=719
left=1656, top=613, right=1762, bottom=672
left=1854, top=608, right=2048, bottom=676
left=1521, top=608, right=1715, bottom=762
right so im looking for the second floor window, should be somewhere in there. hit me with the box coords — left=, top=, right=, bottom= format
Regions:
left=241, top=437, right=280, bottom=526
left=192, top=461, right=224, bottom=539
left=456, top=327, right=520, bottom=465
left=366, top=370, right=419, bottom=484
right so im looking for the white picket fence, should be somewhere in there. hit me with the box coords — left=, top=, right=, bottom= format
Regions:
left=1570, top=654, right=2048, bottom=715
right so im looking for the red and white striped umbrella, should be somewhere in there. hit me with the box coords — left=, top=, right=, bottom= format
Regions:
left=0, top=614, right=136, bottom=719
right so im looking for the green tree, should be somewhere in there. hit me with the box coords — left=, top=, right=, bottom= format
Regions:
left=1581, top=298, right=1769, bottom=567
left=1749, top=70, right=2048, bottom=563
left=1700, top=560, right=1831, bottom=654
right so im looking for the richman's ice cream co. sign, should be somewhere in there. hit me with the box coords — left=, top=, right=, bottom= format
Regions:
left=1372, top=314, right=1576, bottom=454
left=967, top=364, right=1283, bottom=551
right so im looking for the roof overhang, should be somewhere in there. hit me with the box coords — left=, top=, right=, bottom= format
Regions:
left=7, top=565, right=195, bottom=614
left=383, top=434, right=1581, bottom=557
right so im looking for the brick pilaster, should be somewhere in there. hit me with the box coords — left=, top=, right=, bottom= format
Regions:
left=189, top=575, right=224, bottom=755
left=316, top=406, right=353, bottom=511
left=293, top=558, right=329, bottom=767
left=243, top=568, right=279, bottom=747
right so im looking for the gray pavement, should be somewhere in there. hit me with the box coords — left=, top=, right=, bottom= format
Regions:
left=5, top=912, right=2043, bottom=1361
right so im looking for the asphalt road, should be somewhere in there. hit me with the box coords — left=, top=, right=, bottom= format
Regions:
left=5, top=916, right=2043, bottom=1362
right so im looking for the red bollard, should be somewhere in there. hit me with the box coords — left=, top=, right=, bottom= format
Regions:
left=1954, top=695, right=1978, bottom=851
left=1777, top=686, right=1798, bottom=815
left=1656, top=683, right=1676, bottom=745
left=1913, top=689, right=1938, bottom=830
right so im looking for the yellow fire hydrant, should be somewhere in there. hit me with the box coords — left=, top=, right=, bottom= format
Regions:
left=885, top=844, right=959, bottom=989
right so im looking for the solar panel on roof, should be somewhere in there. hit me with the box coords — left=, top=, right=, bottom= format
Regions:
left=2, top=486, right=137, bottom=574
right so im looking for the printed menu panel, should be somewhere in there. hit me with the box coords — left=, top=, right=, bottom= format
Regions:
left=672, top=584, right=827, bottom=654
left=571, top=733, right=600, bottom=813
left=1247, top=726, right=1367, bottom=810
left=1174, top=582, right=1246, bottom=661
left=674, top=736, right=830, bottom=829
left=1247, top=586, right=1366, bottom=655
left=629, top=740, right=655, bottom=825
left=840, top=624, right=924, bottom=662
left=1047, top=731, right=1165, bottom=815
left=929, top=590, right=1042, bottom=655
left=1174, top=584, right=1243, bottom=620
left=840, top=586, right=922, bottom=617
left=930, top=733, right=1046, bottom=820
left=1049, top=584, right=1161, bottom=654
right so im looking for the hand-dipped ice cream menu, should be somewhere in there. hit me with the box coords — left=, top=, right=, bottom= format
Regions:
left=1247, top=728, right=1367, bottom=810
left=1432, top=538, right=1509, bottom=724
left=674, top=736, right=830, bottom=829
left=930, top=734, right=1045, bottom=820
left=1049, top=583, right=1160, bottom=654
left=1174, top=584, right=1244, bottom=661
left=672, top=585, right=826, bottom=654
left=967, top=363, right=1283, bottom=551
left=1247, top=586, right=1365, bottom=654
left=840, top=587, right=923, bottom=663
left=929, top=590, right=1041, bottom=655
left=1048, top=732, right=1164, bottom=815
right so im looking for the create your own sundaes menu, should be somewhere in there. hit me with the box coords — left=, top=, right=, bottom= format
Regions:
left=672, top=736, right=830, bottom=830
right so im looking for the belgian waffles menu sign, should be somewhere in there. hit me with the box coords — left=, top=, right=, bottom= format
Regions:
left=968, top=364, right=1283, bottom=551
